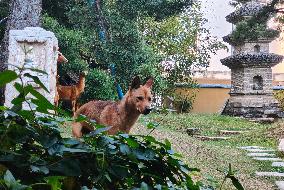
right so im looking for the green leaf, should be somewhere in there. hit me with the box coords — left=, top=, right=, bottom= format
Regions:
left=26, top=85, right=54, bottom=110
left=126, top=138, right=139, bottom=148
left=140, top=182, right=150, bottom=190
left=31, top=165, right=49, bottom=175
left=24, top=73, right=49, bottom=92
left=87, top=126, right=112, bottom=136
left=111, top=165, right=129, bottom=178
left=0, top=106, right=7, bottom=111
left=132, top=149, right=155, bottom=161
left=4, top=170, right=16, bottom=185
left=164, top=139, right=171, bottom=150
left=146, top=122, right=158, bottom=129
left=48, top=159, right=81, bottom=176
left=144, top=136, right=157, bottom=143
left=14, top=82, right=24, bottom=93
left=0, top=70, right=18, bottom=87
left=105, top=173, right=112, bottom=182
left=11, top=94, right=25, bottom=105
left=4, top=170, right=28, bottom=190
left=120, top=144, right=131, bottom=155
left=44, top=176, right=65, bottom=190
left=229, top=176, right=244, bottom=190
left=87, top=0, right=95, bottom=6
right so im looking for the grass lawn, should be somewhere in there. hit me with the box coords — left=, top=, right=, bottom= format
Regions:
left=131, top=113, right=284, bottom=190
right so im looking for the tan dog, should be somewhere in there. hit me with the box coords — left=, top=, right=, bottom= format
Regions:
left=55, top=72, right=86, bottom=114
left=72, top=76, right=153, bottom=137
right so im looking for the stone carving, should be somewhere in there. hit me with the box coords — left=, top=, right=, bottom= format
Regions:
left=4, top=27, right=58, bottom=110
left=221, top=1, right=283, bottom=118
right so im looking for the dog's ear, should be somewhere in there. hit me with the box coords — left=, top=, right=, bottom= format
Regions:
left=144, top=77, right=153, bottom=89
left=130, top=76, right=141, bottom=90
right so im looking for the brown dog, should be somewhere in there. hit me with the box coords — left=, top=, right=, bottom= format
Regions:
left=72, top=76, right=153, bottom=137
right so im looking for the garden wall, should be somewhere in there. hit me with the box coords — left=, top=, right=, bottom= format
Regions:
left=176, top=78, right=284, bottom=114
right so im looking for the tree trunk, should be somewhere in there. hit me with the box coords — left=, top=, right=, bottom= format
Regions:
left=0, top=0, right=42, bottom=105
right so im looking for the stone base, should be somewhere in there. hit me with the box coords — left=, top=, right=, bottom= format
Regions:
left=222, top=95, right=283, bottom=118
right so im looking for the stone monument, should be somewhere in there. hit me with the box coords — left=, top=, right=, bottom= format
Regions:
left=4, top=27, right=58, bottom=110
left=221, top=1, right=283, bottom=118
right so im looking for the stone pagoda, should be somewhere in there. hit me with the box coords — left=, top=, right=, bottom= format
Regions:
left=221, top=0, right=284, bottom=118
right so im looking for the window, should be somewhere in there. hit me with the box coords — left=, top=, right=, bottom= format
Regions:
left=253, top=75, right=263, bottom=90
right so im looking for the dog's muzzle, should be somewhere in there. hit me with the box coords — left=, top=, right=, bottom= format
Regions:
left=142, top=107, right=152, bottom=115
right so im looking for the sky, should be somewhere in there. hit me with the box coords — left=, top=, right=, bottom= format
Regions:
left=200, top=0, right=284, bottom=73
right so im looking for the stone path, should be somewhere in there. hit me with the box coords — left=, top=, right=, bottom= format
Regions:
left=246, top=149, right=275, bottom=152
left=256, top=172, right=284, bottom=177
left=253, top=157, right=282, bottom=161
left=194, top=135, right=230, bottom=141
left=248, top=153, right=275, bottom=157
left=273, top=162, right=284, bottom=167
left=276, top=181, right=284, bottom=190
left=241, top=145, right=284, bottom=189
left=193, top=129, right=247, bottom=141
left=219, top=130, right=249, bottom=135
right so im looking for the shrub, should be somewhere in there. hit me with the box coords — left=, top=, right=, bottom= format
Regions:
left=42, top=14, right=90, bottom=84
left=0, top=52, right=213, bottom=189
left=274, top=90, right=284, bottom=110
left=80, top=69, right=117, bottom=104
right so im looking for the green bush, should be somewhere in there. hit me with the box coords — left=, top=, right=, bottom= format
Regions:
left=80, top=69, right=117, bottom=104
left=42, top=14, right=90, bottom=84
left=274, top=90, right=284, bottom=111
left=0, top=55, right=205, bottom=189
left=229, top=21, right=280, bottom=45
left=0, top=46, right=244, bottom=190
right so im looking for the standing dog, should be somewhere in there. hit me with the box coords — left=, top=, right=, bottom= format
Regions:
left=72, top=76, right=153, bottom=137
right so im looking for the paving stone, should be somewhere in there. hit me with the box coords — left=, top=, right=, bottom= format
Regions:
left=249, top=118, right=275, bottom=124
left=246, top=149, right=275, bottom=152
left=195, top=136, right=230, bottom=141
left=219, top=130, right=249, bottom=135
left=272, top=162, right=284, bottom=167
left=239, top=146, right=264, bottom=150
left=253, top=157, right=282, bottom=161
left=255, top=172, right=284, bottom=177
left=186, top=128, right=200, bottom=136
left=276, top=181, right=284, bottom=190
left=279, top=139, right=284, bottom=153
left=247, top=153, right=275, bottom=157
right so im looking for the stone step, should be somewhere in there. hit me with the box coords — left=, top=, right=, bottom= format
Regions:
left=253, top=157, right=282, bottom=161
left=276, top=181, right=284, bottom=190
left=256, top=172, right=284, bottom=177
left=278, top=139, right=284, bottom=152
left=272, top=162, right=284, bottom=167
left=246, top=149, right=275, bottom=153
left=219, top=130, right=249, bottom=135
left=186, top=128, right=201, bottom=136
left=239, top=146, right=266, bottom=150
left=194, top=136, right=230, bottom=141
left=249, top=118, right=275, bottom=124
left=247, top=153, right=275, bottom=157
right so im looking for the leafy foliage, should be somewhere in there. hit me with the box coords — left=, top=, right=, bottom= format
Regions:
left=274, top=90, right=284, bottom=111
left=0, top=49, right=206, bottom=189
left=56, top=0, right=223, bottom=97
left=42, top=15, right=90, bottom=85
left=228, top=21, right=279, bottom=45
left=140, top=3, right=225, bottom=96
left=80, top=68, right=116, bottom=103
left=228, top=0, right=282, bottom=45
